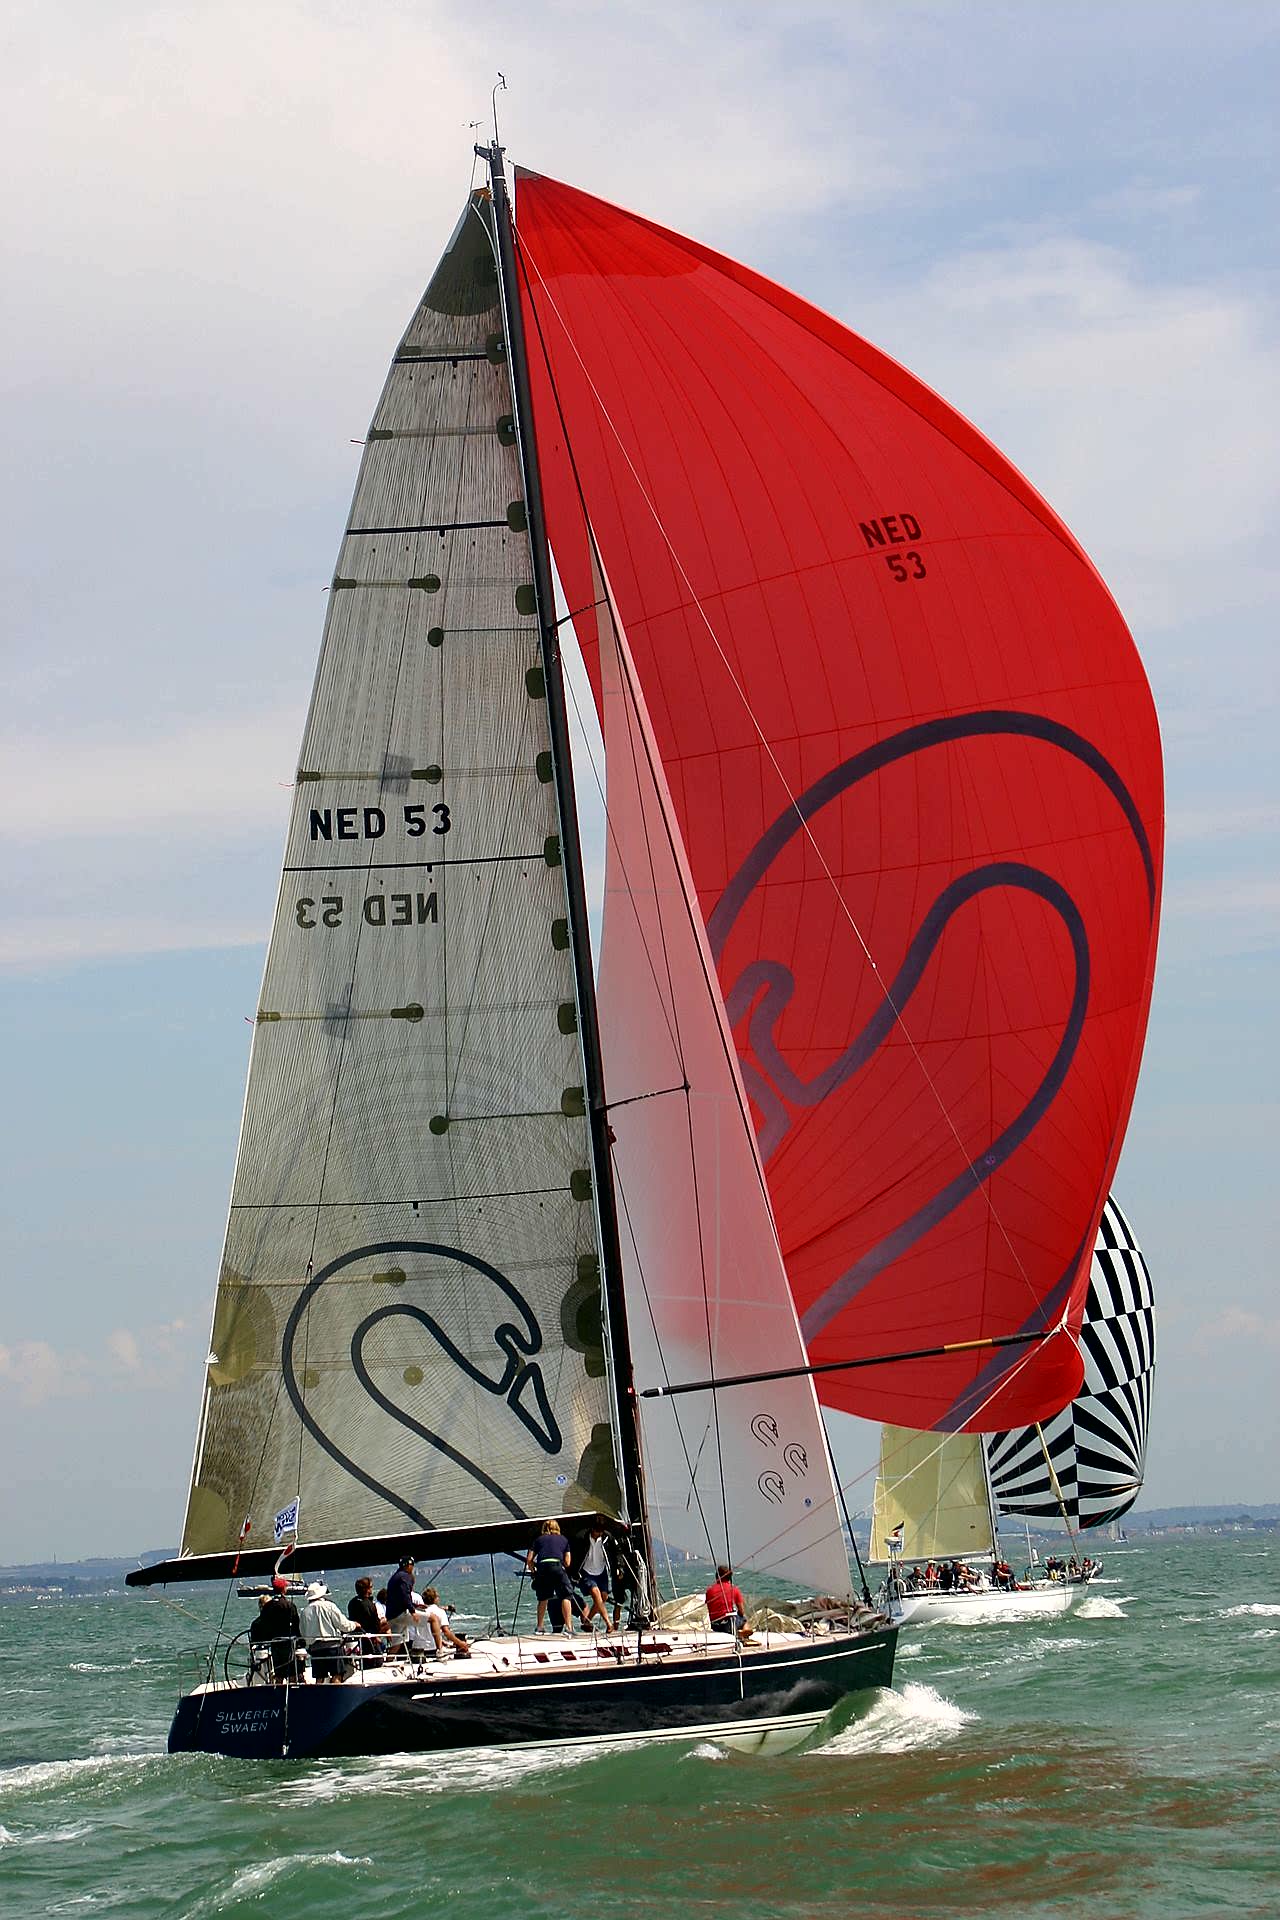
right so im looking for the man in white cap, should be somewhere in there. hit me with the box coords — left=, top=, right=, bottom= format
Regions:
left=299, top=1580, right=359, bottom=1681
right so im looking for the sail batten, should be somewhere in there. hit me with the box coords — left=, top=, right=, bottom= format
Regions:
left=516, top=171, right=1163, bottom=1432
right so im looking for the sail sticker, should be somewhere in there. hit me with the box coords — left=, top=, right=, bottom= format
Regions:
left=292, top=892, right=439, bottom=930
left=281, top=1240, right=565, bottom=1529
left=306, top=804, right=453, bottom=841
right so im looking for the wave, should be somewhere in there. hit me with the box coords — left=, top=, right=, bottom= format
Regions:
left=0, top=1821, right=93, bottom=1848
left=1075, top=1596, right=1128, bottom=1620
left=212, top=1851, right=372, bottom=1904
left=960, top=1634, right=1087, bottom=1669
left=272, top=1740, right=577, bottom=1807
left=1221, top=1603, right=1280, bottom=1618
left=816, top=1682, right=977, bottom=1756
left=66, top=1656, right=159, bottom=1674
left=897, top=1640, right=926, bottom=1658
left=0, top=1753, right=156, bottom=1800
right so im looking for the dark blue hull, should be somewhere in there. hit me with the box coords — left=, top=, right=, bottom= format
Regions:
left=168, top=1629, right=896, bottom=1759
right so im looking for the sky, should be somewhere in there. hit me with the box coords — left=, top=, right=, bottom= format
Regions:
left=1, top=1, right=1276, bottom=1563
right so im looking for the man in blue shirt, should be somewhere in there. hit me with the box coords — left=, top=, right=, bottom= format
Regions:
left=385, top=1556, right=420, bottom=1647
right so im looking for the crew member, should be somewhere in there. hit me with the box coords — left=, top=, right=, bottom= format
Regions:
left=705, top=1564, right=755, bottom=1643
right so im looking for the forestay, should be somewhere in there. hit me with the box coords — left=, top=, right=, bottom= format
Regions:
left=987, top=1196, right=1155, bottom=1529
left=181, top=194, right=622, bottom=1561
left=592, top=557, right=851, bottom=1597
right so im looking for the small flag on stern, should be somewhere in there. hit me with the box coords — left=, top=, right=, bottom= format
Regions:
left=273, top=1497, right=300, bottom=1545
left=887, top=1521, right=905, bottom=1556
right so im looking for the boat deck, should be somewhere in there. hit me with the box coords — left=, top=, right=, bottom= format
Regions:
left=195, top=1622, right=870, bottom=1696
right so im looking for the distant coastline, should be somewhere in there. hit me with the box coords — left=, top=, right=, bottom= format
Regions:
left=1, top=1504, right=1275, bottom=1600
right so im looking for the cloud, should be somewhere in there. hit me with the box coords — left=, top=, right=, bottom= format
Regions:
left=0, top=1321, right=193, bottom=1405
left=1198, top=1306, right=1280, bottom=1348
left=0, top=1341, right=83, bottom=1405
left=840, top=237, right=1280, bottom=642
left=105, top=1329, right=141, bottom=1372
left=1092, top=182, right=1204, bottom=222
left=1167, top=804, right=1280, bottom=843
left=0, top=711, right=299, bottom=843
left=1166, top=876, right=1280, bottom=956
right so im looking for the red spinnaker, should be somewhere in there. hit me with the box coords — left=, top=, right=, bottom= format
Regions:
left=515, top=171, right=1163, bottom=1432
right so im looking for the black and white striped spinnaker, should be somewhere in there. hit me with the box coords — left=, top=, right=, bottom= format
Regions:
left=986, top=1197, right=1154, bottom=1529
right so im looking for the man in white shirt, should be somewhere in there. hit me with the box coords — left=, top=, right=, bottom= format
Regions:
left=299, top=1581, right=358, bottom=1681
left=575, top=1523, right=613, bottom=1630
left=417, top=1585, right=470, bottom=1658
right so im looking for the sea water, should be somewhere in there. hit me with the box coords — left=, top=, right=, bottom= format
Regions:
left=0, top=1539, right=1276, bottom=1919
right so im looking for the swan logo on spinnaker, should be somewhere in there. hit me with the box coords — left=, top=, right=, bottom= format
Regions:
left=707, top=710, right=1157, bottom=1372
left=281, top=1240, right=563, bottom=1528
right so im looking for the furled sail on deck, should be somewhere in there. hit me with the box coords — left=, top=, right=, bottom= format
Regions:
left=986, top=1196, right=1155, bottom=1528
left=515, top=170, right=1164, bottom=1432
left=179, top=194, right=622, bottom=1563
left=592, top=556, right=851, bottom=1597
left=869, top=1426, right=995, bottom=1565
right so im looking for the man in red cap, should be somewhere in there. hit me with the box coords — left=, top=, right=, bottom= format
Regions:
left=248, top=1575, right=304, bottom=1680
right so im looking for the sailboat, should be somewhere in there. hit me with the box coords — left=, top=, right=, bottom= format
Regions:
left=868, top=1425, right=1073, bottom=1625
left=127, top=134, right=1162, bottom=1759
left=987, top=1195, right=1156, bottom=1532
left=871, top=1194, right=1155, bottom=1623
left=125, top=146, right=895, bottom=1762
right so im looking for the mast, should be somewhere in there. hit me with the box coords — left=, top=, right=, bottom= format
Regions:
left=483, top=142, right=650, bottom=1552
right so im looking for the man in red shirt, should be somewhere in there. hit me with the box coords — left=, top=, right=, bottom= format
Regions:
left=704, top=1564, right=755, bottom=1642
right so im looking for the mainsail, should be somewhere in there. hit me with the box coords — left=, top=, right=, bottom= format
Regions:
left=868, top=1427, right=995, bottom=1566
left=987, top=1196, right=1155, bottom=1528
left=591, top=556, right=851, bottom=1595
left=178, top=194, right=625, bottom=1565
left=515, top=171, right=1164, bottom=1434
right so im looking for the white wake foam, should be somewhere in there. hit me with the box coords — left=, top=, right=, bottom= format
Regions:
left=273, top=1738, right=590, bottom=1807
left=0, top=1754, right=155, bottom=1800
left=1075, top=1595, right=1128, bottom=1620
left=215, top=1852, right=371, bottom=1904
left=0, top=1822, right=94, bottom=1849
left=816, top=1682, right=977, bottom=1756
left=1222, top=1602, right=1280, bottom=1618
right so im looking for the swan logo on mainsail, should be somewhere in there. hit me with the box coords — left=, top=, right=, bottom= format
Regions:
left=280, top=1240, right=563, bottom=1528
